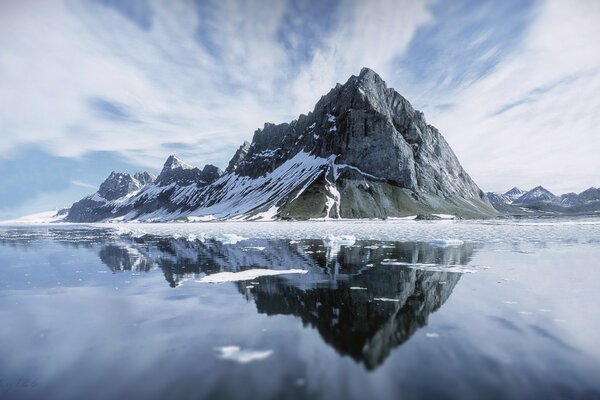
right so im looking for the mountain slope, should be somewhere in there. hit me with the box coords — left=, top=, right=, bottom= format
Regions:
left=65, top=68, right=498, bottom=222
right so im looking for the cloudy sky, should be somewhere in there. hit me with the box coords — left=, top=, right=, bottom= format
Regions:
left=1, top=0, right=599, bottom=219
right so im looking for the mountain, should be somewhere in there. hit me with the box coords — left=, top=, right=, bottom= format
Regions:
left=65, top=67, right=498, bottom=222
left=513, top=186, right=558, bottom=205
left=486, top=186, right=600, bottom=215
left=505, top=187, right=526, bottom=202
left=67, top=171, right=156, bottom=222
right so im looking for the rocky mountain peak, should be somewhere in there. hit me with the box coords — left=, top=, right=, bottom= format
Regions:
left=162, top=155, right=193, bottom=172
left=579, top=187, right=600, bottom=201
left=226, top=141, right=251, bottom=173
left=513, top=186, right=557, bottom=205
left=505, top=187, right=524, bottom=196
left=133, top=172, right=155, bottom=186
left=98, top=172, right=141, bottom=201
left=65, top=67, right=499, bottom=222
left=155, top=155, right=223, bottom=187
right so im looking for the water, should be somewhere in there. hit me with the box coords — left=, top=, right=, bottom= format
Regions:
left=1, top=219, right=600, bottom=399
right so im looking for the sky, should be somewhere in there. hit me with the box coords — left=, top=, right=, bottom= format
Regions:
left=1, top=0, right=599, bottom=219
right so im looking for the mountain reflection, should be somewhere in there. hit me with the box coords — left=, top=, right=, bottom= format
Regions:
left=98, top=235, right=474, bottom=369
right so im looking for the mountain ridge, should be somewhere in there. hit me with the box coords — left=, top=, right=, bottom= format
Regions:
left=64, top=67, right=498, bottom=222
left=486, top=186, right=600, bottom=215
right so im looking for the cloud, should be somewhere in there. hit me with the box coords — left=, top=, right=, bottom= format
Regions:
left=0, top=0, right=598, bottom=221
left=71, top=180, right=99, bottom=189
left=422, top=0, right=600, bottom=193
left=0, top=0, right=433, bottom=171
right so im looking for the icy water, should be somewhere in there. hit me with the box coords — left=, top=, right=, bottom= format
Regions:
left=1, top=219, right=600, bottom=400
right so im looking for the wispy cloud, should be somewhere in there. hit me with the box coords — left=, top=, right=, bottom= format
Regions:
left=0, top=0, right=598, bottom=220
left=0, top=0, right=432, bottom=170
left=71, top=180, right=99, bottom=189
left=426, top=0, right=600, bottom=193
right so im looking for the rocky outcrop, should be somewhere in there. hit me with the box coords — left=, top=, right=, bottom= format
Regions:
left=66, top=68, right=499, bottom=222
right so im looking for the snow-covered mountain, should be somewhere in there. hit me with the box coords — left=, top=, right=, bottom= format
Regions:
left=486, top=186, right=600, bottom=215
left=505, top=187, right=526, bottom=202
left=513, top=186, right=558, bottom=205
left=65, top=68, right=498, bottom=222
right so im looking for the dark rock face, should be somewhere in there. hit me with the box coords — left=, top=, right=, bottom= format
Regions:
left=226, top=141, right=251, bottom=173
left=199, top=164, right=223, bottom=183
left=65, top=67, right=499, bottom=222
left=234, top=68, right=484, bottom=199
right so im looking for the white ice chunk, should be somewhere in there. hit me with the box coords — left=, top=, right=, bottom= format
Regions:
left=214, top=346, right=273, bottom=363
left=198, top=268, right=307, bottom=283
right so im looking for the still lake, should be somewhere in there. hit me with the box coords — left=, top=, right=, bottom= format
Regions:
left=1, top=219, right=600, bottom=400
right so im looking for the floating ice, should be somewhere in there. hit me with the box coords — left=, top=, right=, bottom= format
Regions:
left=198, top=268, right=308, bottom=283
left=48, top=218, right=600, bottom=247
left=323, top=234, right=356, bottom=247
left=216, top=234, right=247, bottom=244
left=380, top=260, right=480, bottom=273
left=214, top=346, right=273, bottom=363
left=430, top=239, right=464, bottom=247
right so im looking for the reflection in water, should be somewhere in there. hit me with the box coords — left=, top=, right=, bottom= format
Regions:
left=3, top=226, right=597, bottom=399
left=98, top=234, right=474, bottom=369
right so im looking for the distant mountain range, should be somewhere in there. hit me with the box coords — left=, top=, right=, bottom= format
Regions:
left=63, top=68, right=499, bottom=222
left=486, top=186, right=600, bottom=215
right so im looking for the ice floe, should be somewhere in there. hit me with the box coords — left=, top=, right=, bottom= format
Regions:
left=198, top=268, right=308, bottom=283
left=214, top=346, right=273, bottom=363
left=430, top=239, right=464, bottom=247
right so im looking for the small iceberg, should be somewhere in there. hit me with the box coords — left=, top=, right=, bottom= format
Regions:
left=216, top=233, right=247, bottom=244
left=198, top=268, right=307, bottom=283
left=430, top=239, right=464, bottom=247
left=323, top=234, right=356, bottom=247
left=214, top=346, right=273, bottom=363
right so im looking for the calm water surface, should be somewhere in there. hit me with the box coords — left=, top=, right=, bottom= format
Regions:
left=1, top=220, right=599, bottom=399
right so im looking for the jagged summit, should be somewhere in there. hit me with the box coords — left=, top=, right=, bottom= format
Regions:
left=514, top=186, right=556, bottom=205
left=505, top=187, right=525, bottom=199
left=134, top=171, right=156, bottom=186
left=65, top=68, right=499, bottom=222
left=162, top=155, right=193, bottom=171
left=154, top=155, right=223, bottom=187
